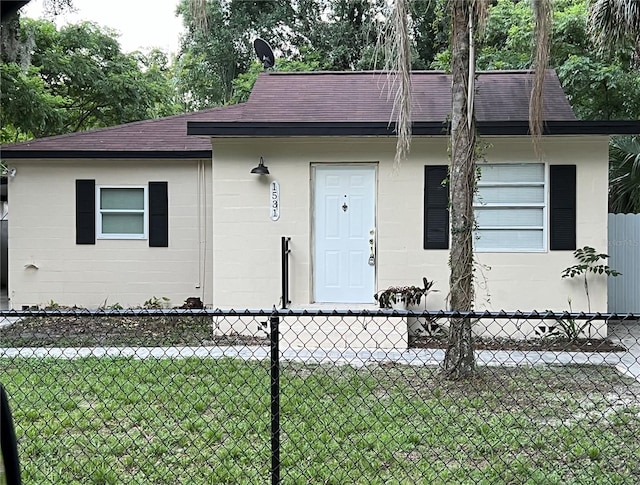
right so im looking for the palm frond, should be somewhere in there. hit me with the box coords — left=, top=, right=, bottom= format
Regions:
left=187, top=0, right=209, bottom=32
left=473, top=0, right=491, bottom=36
left=589, top=0, right=640, bottom=51
left=379, top=0, right=413, bottom=171
left=529, top=0, right=552, bottom=158
left=609, top=135, right=640, bottom=213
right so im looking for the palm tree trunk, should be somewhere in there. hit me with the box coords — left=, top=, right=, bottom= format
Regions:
left=443, top=0, right=476, bottom=379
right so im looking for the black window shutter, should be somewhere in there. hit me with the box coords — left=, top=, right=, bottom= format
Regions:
left=76, top=179, right=95, bottom=245
left=549, top=165, right=576, bottom=250
left=149, top=182, right=168, bottom=247
left=424, top=165, right=449, bottom=249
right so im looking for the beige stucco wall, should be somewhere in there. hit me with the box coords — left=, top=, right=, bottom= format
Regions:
left=211, top=135, right=610, bottom=313
left=7, top=158, right=213, bottom=309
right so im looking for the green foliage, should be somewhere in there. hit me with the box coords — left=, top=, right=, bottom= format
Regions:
left=609, top=135, right=640, bottom=214
left=561, top=246, right=621, bottom=312
left=229, top=51, right=323, bottom=104
left=43, top=299, right=61, bottom=310
left=440, top=0, right=640, bottom=122
left=0, top=62, right=65, bottom=142
left=177, top=0, right=445, bottom=109
left=176, top=0, right=304, bottom=109
left=303, top=0, right=386, bottom=71
left=553, top=299, right=593, bottom=342
left=476, top=0, right=534, bottom=70
left=99, top=299, right=123, bottom=310
left=134, top=49, right=183, bottom=119
left=1, top=18, right=181, bottom=142
left=410, top=0, right=450, bottom=69
left=143, top=296, right=171, bottom=309
left=374, top=277, right=436, bottom=309
left=557, top=55, right=640, bottom=120
left=589, top=0, right=640, bottom=53
left=554, top=316, right=591, bottom=342
left=561, top=246, right=621, bottom=279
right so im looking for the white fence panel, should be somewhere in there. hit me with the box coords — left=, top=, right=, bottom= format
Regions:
left=608, top=213, right=640, bottom=313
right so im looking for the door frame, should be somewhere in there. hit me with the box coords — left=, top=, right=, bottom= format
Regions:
left=310, top=162, right=378, bottom=304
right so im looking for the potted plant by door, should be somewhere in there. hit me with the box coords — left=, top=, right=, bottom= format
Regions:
left=374, top=278, right=435, bottom=310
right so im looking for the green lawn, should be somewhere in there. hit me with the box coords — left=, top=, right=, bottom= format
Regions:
left=1, top=357, right=639, bottom=484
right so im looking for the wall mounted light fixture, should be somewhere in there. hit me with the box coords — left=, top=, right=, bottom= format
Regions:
left=250, top=157, right=269, bottom=175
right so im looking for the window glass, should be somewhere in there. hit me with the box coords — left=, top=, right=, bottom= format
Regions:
left=101, top=188, right=144, bottom=210
left=102, top=214, right=144, bottom=234
left=475, top=229, right=544, bottom=250
left=98, top=187, right=146, bottom=239
left=475, top=186, right=544, bottom=205
left=475, top=208, right=543, bottom=227
left=474, top=164, right=545, bottom=251
left=479, top=163, right=544, bottom=183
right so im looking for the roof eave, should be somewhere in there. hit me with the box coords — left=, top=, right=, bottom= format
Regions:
left=187, top=120, right=640, bottom=137
left=0, top=149, right=212, bottom=160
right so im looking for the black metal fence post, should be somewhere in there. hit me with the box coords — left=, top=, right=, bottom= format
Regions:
left=281, top=237, right=291, bottom=309
left=270, top=308, right=280, bottom=485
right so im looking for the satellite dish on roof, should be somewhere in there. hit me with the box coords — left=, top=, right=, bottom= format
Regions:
left=254, top=38, right=275, bottom=69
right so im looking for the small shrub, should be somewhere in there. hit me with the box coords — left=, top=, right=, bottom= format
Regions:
left=374, top=277, right=436, bottom=309
left=561, top=246, right=621, bottom=312
left=553, top=299, right=595, bottom=342
left=143, top=296, right=170, bottom=309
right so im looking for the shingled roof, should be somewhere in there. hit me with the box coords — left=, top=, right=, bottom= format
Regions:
left=0, top=104, right=244, bottom=158
left=188, top=70, right=638, bottom=137
left=236, top=70, right=576, bottom=123
left=3, top=70, right=637, bottom=158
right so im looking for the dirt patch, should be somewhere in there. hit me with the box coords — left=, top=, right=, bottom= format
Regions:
left=410, top=335, right=626, bottom=352
left=0, top=315, right=627, bottom=352
left=0, top=315, right=268, bottom=347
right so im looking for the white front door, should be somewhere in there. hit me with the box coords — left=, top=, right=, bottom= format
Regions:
left=313, top=165, right=376, bottom=303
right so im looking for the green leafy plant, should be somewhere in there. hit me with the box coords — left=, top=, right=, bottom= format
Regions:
left=561, top=246, right=621, bottom=312
left=143, top=296, right=170, bottom=309
left=99, top=298, right=123, bottom=310
left=418, top=319, right=449, bottom=339
left=374, top=278, right=436, bottom=309
left=553, top=299, right=594, bottom=342
left=43, top=299, right=60, bottom=310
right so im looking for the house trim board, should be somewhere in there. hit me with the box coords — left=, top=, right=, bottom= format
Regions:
left=0, top=150, right=212, bottom=159
left=187, top=120, right=640, bottom=138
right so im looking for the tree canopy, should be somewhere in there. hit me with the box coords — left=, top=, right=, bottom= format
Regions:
left=430, top=0, right=640, bottom=121
left=5, top=0, right=637, bottom=141
left=1, top=18, right=181, bottom=143
left=174, top=0, right=639, bottom=124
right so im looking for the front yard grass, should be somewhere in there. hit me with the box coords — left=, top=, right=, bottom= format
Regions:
left=1, top=357, right=639, bottom=484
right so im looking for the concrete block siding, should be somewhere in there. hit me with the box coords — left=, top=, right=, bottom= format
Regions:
left=7, top=159, right=213, bottom=309
left=212, top=136, right=609, bottom=314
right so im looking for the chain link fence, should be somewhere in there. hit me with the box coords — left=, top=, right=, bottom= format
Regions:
left=1, top=308, right=640, bottom=484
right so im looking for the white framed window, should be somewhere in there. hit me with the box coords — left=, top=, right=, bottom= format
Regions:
left=97, top=186, right=147, bottom=239
left=474, top=163, right=546, bottom=252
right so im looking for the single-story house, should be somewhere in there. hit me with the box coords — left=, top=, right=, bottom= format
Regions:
left=2, top=70, right=638, bottom=331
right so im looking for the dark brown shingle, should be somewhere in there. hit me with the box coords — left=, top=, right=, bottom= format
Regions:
left=239, top=70, right=576, bottom=123
left=2, top=70, right=578, bottom=156
left=1, top=104, right=244, bottom=154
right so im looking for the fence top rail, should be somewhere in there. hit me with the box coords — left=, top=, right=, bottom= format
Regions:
left=1, top=308, right=640, bottom=321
